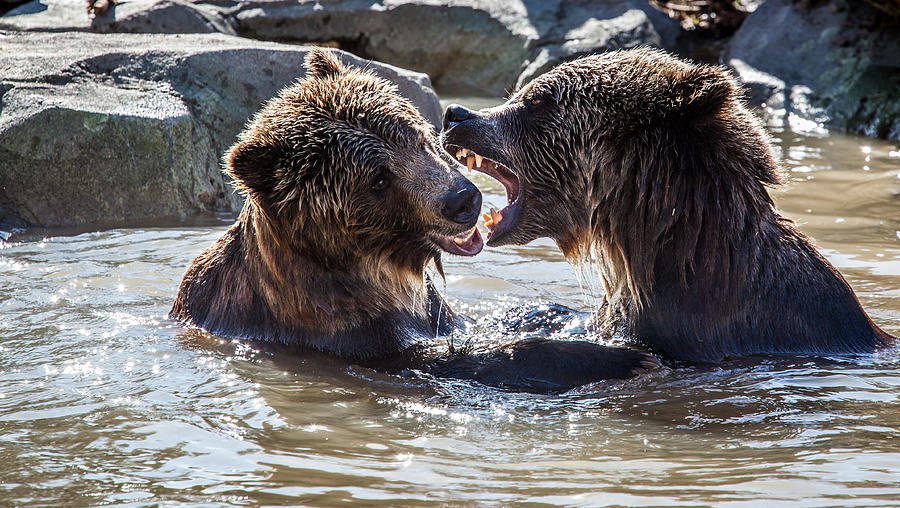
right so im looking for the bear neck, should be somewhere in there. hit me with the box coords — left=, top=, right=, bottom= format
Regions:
left=575, top=120, right=894, bottom=361
left=173, top=202, right=449, bottom=361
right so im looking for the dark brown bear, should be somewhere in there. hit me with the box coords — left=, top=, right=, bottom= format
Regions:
left=171, top=49, right=655, bottom=392
left=442, top=48, right=896, bottom=363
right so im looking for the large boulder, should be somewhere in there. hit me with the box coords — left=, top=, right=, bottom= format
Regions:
left=1, top=0, right=681, bottom=95
left=0, top=0, right=231, bottom=34
left=724, top=0, right=900, bottom=140
left=0, top=31, right=441, bottom=228
left=231, top=0, right=537, bottom=95
left=514, top=0, right=680, bottom=89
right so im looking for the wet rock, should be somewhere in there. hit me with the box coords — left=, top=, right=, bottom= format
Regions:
left=1, top=0, right=680, bottom=95
left=0, top=31, right=441, bottom=228
left=724, top=0, right=900, bottom=140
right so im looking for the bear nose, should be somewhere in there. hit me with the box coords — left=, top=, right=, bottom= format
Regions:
left=443, top=104, right=473, bottom=130
left=442, top=178, right=482, bottom=224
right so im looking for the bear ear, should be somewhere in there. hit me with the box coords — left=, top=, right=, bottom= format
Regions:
left=225, top=140, right=280, bottom=200
left=304, top=48, right=347, bottom=79
left=671, top=64, right=736, bottom=118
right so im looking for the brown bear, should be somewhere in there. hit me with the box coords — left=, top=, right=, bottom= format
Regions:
left=171, top=49, right=656, bottom=392
left=441, top=48, right=897, bottom=363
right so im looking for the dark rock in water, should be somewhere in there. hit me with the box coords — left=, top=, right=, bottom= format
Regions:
left=0, top=191, right=27, bottom=232
left=0, top=0, right=681, bottom=96
left=724, top=0, right=900, bottom=141
left=0, top=31, right=441, bottom=228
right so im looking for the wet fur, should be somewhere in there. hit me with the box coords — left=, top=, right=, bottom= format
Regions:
left=172, top=50, right=454, bottom=362
left=171, top=49, right=656, bottom=390
left=442, top=48, right=896, bottom=362
left=171, top=206, right=453, bottom=361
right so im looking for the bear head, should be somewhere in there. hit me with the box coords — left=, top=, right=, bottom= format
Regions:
left=441, top=47, right=782, bottom=248
left=441, top=48, right=783, bottom=305
left=228, top=49, right=484, bottom=275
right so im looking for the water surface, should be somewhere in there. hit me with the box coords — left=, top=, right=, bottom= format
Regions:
left=2, top=110, right=899, bottom=505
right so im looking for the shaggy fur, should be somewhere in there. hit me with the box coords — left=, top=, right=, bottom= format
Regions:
left=442, top=48, right=896, bottom=363
left=171, top=49, right=657, bottom=391
left=172, top=49, right=472, bottom=361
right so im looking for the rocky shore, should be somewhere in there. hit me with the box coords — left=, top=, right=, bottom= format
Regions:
left=1, top=0, right=897, bottom=230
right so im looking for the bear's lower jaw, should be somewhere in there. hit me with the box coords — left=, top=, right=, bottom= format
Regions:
left=447, top=145, right=523, bottom=246
left=429, top=225, right=484, bottom=256
left=482, top=197, right=522, bottom=247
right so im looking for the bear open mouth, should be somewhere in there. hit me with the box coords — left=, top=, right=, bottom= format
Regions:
left=430, top=225, right=484, bottom=256
left=447, top=145, right=522, bottom=244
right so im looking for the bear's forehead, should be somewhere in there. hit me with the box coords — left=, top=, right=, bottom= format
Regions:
left=521, top=49, right=697, bottom=105
left=284, top=77, right=431, bottom=148
left=573, top=49, right=685, bottom=71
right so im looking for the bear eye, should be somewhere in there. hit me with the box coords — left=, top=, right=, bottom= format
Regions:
left=524, top=93, right=553, bottom=109
left=371, top=171, right=391, bottom=191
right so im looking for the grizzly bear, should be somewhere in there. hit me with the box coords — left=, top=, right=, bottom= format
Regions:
left=441, top=48, right=896, bottom=363
left=171, top=49, right=656, bottom=392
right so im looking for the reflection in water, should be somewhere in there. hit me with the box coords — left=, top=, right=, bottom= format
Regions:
left=1, top=122, right=898, bottom=505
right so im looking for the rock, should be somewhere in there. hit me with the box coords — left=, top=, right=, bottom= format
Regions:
left=1, top=0, right=681, bottom=96
left=0, top=31, right=441, bottom=228
left=232, top=0, right=680, bottom=95
left=0, top=0, right=231, bottom=34
left=724, top=0, right=900, bottom=140
left=515, top=0, right=681, bottom=89
left=231, top=0, right=536, bottom=95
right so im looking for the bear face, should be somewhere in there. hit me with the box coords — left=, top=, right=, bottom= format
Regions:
left=229, top=49, right=484, bottom=270
left=442, top=48, right=895, bottom=361
left=442, top=48, right=770, bottom=254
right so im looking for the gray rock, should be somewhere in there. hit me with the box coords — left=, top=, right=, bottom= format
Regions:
left=0, top=31, right=442, bottom=228
left=1, top=0, right=681, bottom=95
left=231, top=0, right=537, bottom=95
left=0, top=0, right=230, bottom=33
left=232, top=0, right=680, bottom=95
left=515, top=0, right=681, bottom=89
left=724, top=0, right=900, bottom=141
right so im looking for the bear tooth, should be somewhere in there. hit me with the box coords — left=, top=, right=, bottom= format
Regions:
left=466, top=155, right=475, bottom=171
left=456, top=148, right=466, bottom=159
left=453, top=236, right=465, bottom=245
left=474, top=154, right=483, bottom=168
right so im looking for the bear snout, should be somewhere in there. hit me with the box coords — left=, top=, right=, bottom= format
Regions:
left=441, top=178, right=482, bottom=225
left=443, top=103, right=474, bottom=130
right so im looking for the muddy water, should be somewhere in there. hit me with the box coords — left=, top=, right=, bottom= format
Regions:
left=1, top=100, right=899, bottom=505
